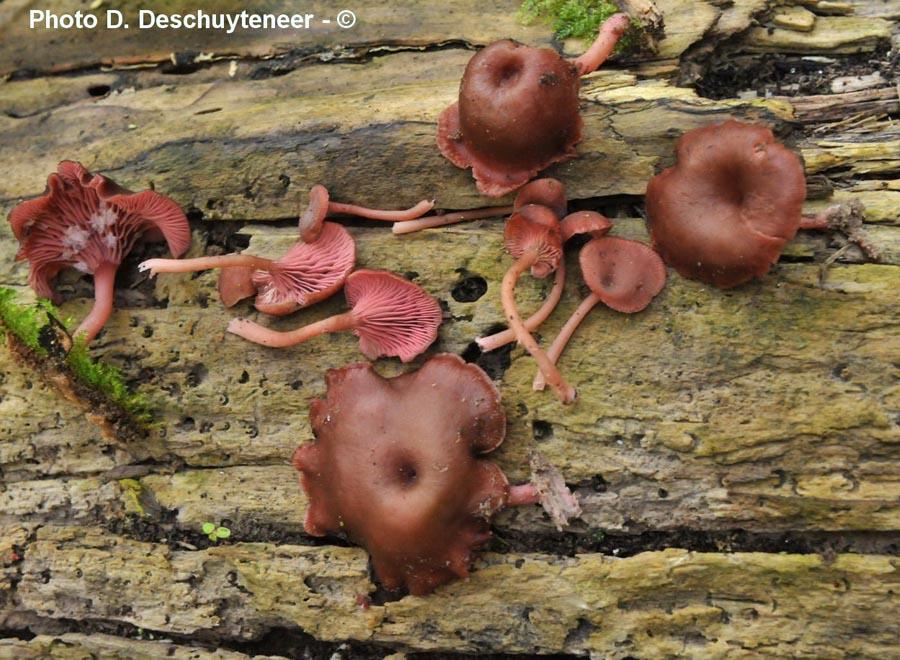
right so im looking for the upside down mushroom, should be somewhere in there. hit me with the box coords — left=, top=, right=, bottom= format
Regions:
left=294, top=353, right=580, bottom=595
left=437, top=13, right=631, bottom=197
left=8, top=161, right=190, bottom=344
left=140, top=221, right=356, bottom=316
left=226, top=269, right=442, bottom=362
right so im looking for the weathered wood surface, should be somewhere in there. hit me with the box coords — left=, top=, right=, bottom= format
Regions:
left=2, top=0, right=899, bottom=657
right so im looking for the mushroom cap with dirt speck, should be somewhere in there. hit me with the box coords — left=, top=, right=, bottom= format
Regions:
left=437, top=40, right=583, bottom=198
left=293, top=353, right=509, bottom=595
left=645, top=120, right=806, bottom=288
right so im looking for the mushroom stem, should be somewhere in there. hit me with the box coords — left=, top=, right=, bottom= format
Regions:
left=506, top=483, right=541, bottom=507
left=73, top=261, right=117, bottom=344
left=501, top=249, right=576, bottom=404
left=139, top=254, right=280, bottom=276
left=476, top=260, right=566, bottom=352
left=227, top=311, right=357, bottom=348
left=572, top=13, right=630, bottom=76
left=392, top=205, right=515, bottom=235
left=799, top=200, right=881, bottom=261
left=328, top=199, right=435, bottom=222
left=533, top=292, right=601, bottom=391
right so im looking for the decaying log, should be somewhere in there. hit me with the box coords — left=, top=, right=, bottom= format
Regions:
left=2, top=0, right=898, bottom=656
left=2, top=525, right=898, bottom=657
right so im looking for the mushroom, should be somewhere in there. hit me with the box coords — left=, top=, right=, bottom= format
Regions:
left=294, top=353, right=580, bottom=595
left=139, top=221, right=356, bottom=315
left=8, top=161, right=190, bottom=344
left=391, top=176, right=567, bottom=235
left=226, top=269, right=442, bottom=362
left=500, top=205, right=575, bottom=403
left=645, top=120, right=809, bottom=288
left=298, top=184, right=435, bottom=242
left=437, top=13, right=630, bottom=197
left=533, top=236, right=666, bottom=390
left=476, top=204, right=612, bottom=352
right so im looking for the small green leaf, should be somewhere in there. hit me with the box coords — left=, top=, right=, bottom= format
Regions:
left=201, top=522, right=216, bottom=535
left=215, top=527, right=231, bottom=539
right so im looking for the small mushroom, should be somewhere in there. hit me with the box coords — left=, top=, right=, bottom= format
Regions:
left=500, top=205, right=575, bottom=403
left=8, top=161, right=190, bottom=344
left=294, top=353, right=579, bottom=595
left=299, top=184, right=435, bottom=242
left=227, top=269, right=442, bottom=362
left=534, top=236, right=666, bottom=390
left=437, top=13, right=630, bottom=197
left=140, top=221, right=356, bottom=315
left=645, top=120, right=807, bottom=288
left=476, top=198, right=612, bottom=353
left=391, top=176, right=567, bottom=235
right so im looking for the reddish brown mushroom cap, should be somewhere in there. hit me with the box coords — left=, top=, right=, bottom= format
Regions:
left=294, top=353, right=509, bottom=595
left=560, top=211, right=612, bottom=243
left=513, top=178, right=568, bottom=219
left=251, top=221, right=356, bottom=315
left=344, top=269, right=443, bottom=362
left=645, top=120, right=806, bottom=288
left=437, top=41, right=582, bottom=198
left=504, top=204, right=563, bottom=278
left=579, top=236, right=667, bottom=313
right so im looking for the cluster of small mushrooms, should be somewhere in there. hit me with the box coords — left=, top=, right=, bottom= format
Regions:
left=7, top=13, right=880, bottom=596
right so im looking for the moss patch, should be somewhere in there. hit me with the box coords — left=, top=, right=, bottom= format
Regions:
left=519, top=0, right=626, bottom=40
left=0, top=287, right=153, bottom=437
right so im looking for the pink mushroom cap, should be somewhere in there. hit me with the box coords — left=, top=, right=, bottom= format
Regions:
left=504, top=204, right=563, bottom=278
left=294, top=353, right=509, bottom=595
left=251, top=221, right=356, bottom=315
left=9, top=161, right=189, bottom=342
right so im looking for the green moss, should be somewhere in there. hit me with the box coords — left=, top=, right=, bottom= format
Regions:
left=519, top=0, right=626, bottom=40
left=0, top=287, right=153, bottom=427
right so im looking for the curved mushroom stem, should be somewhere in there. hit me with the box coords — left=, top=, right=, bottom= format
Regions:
left=139, top=254, right=280, bottom=277
left=476, top=260, right=566, bottom=352
left=73, top=261, right=117, bottom=344
left=227, top=311, right=357, bottom=348
left=533, top=292, right=601, bottom=391
left=392, top=205, right=515, bottom=235
left=328, top=199, right=435, bottom=222
left=572, top=13, right=631, bottom=76
left=502, top=249, right=576, bottom=404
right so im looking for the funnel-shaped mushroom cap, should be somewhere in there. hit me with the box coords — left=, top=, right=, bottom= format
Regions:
left=504, top=204, right=563, bottom=278
left=294, top=353, right=509, bottom=595
left=344, top=269, right=443, bottom=362
left=252, top=221, right=355, bottom=315
left=645, top=120, right=806, bottom=288
left=9, top=161, right=190, bottom=301
left=513, top=178, right=568, bottom=218
left=437, top=41, right=582, bottom=198
left=580, top=236, right=666, bottom=313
